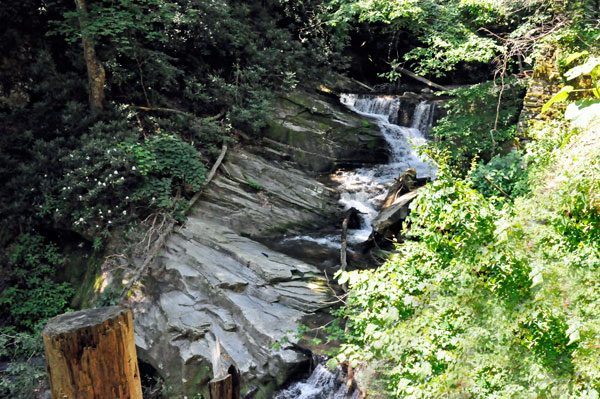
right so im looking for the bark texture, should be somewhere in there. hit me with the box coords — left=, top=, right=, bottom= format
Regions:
left=74, top=0, right=105, bottom=112
left=209, top=374, right=233, bottom=399
left=43, top=306, right=142, bottom=399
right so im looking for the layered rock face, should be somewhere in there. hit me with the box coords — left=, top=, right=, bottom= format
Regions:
left=130, top=90, right=384, bottom=398
left=263, top=90, right=389, bottom=172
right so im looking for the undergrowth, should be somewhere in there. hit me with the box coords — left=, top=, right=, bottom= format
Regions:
left=332, top=119, right=600, bottom=397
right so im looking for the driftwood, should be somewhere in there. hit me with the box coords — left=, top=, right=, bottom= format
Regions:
left=350, top=78, right=375, bottom=92
left=395, top=67, right=449, bottom=91
left=340, top=207, right=359, bottom=289
left=119, top=141, right=229, bottom=301
left=43, top=306, right=142, bottom=399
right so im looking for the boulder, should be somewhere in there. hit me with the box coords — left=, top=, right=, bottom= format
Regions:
left=263, top=90, right=388, bottom=172
left=192, top=148, right=341, bottom=237
left=132, top=219, right=332, bottom=399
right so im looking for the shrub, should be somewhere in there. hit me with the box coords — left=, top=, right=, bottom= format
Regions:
left=0, top=234, right=73, bottom=330
left=471, top=150, right=530, bottom=199
left=430, top=79, right=525, bottom=173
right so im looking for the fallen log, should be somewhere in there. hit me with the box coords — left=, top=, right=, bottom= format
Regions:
left=395, top=67, right=449, bottom=91
left=42, top=306, right=142, bottom=399
left=120, top=141, right=229, bottom=301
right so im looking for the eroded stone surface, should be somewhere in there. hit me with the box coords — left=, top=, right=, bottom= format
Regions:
left=133, top=218, right=332, bottom=399
left=130, top=150, right=339, bottom=399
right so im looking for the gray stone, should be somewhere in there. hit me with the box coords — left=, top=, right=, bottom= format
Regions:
left=263, top=90, right=389, bottom=172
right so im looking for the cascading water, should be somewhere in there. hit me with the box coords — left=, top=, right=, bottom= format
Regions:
left=332, top=94, right=435, bottom=243
left=275, top=94, right=436, bottom=398
left=284, top=94, right=435, bottom=246
left=274, top=361, right=359, bottom=399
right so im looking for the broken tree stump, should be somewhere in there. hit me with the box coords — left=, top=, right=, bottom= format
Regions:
left=42, top=306, right=142, bottom=399
left=210, top=374, right=233, bottom=399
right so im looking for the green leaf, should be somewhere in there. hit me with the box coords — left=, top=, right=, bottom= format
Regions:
left=564, top=57, right=600, bottom=80
left=338, top=271, right=349, bottom=285
left=564, top=51, right=588, bottom=66
left=326, top=358, right=339, bottom=370
left=541, top=86, right=573, bottom=113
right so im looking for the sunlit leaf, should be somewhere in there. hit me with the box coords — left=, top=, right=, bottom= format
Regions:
left=541, top=85, right=573, bottom=113
left=565, top=99, right=600, bottom=128
left=564, top=51, right=588, bottom=66
left=564, top=57, right=600, bottom=80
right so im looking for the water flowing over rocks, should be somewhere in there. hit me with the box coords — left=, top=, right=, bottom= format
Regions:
left=127, top=91, right=390, bottom=399
left=263, top=90, right=389, bottom=172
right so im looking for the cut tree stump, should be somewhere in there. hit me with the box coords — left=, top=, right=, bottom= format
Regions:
left=210, top=374, right=233, bottom=399
left=42, top=306, right=142, bottom=399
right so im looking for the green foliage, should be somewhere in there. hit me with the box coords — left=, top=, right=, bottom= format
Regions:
left=543, top=52, right=600, bottom=128
left=331, top=122, right=600, bottom=397
left=245, top=178, right=264, bottom=191
left=0, top=325, right=47, bottom=399
left=322, top=0, right=580, bottom=78
left=471, top=150, right=530, bottom=199
left=0, top=234, right=74, bottom=330
left=430, top=79, right=525, bottom=173
left=323, top=0, right=500, bottom=77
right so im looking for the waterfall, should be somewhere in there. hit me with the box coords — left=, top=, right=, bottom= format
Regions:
left=335, top=94, right=435, bottom=242
left=282, top=93, right=436, bottom=246
left=275, top=95, right=436, bottom=398
left=274, top=362, right=359, bottom=399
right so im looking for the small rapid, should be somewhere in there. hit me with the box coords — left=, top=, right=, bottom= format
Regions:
left=274, top=362, right=359, bottom=399
left=274, top=94, right=436, bottom=398
left=331, top=94, right=435, bottom=243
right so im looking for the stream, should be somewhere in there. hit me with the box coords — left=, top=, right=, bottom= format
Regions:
left=274, top=94, right=436, bottom=398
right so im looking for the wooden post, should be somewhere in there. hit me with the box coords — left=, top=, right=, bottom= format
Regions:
left=209, top=374, right=233, bottom=399
left=42, top=306, right=142, bottom=399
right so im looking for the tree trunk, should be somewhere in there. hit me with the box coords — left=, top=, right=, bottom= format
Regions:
left=42, top=306, right=143, bottom=399
left=74, top=0, right=105, bottom=113
left=209, top=374, right=233, bottom=399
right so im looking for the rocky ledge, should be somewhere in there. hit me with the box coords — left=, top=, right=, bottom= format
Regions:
left=128, top=89, right=387, bottom=398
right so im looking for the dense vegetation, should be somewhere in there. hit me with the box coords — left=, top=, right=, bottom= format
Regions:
left=0, top=0, right=341, bottom=396
left=2, top=0, right=600, bottom=397
left=328, top=1, right=600, bottom=397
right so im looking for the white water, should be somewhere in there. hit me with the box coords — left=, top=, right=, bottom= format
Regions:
left=275, top=95, right=436, bottom=398
left=274, top=363, right=359, bottom=399
left=334, top=94, right=435, bottom=243
left=283, top=94, right=435, bottom=247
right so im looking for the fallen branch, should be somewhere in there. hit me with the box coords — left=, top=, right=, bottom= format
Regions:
left=350, top=78, right=375, bottom=92
left=187, top=142, right=228, bottom=212
left=483, top=176, right=513, bottom=201
left=395, top=67, right=449, bottom=91
left=119, top=142, right=229, bottom=301
left=135, top=106, right=225, bottom=122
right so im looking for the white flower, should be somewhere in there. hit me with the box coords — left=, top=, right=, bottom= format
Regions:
left=114, top=170, right=118, bottom=175
left=125, top=196, right=129, bottom=200
left=79, top=217, right=84, bottom=222
left=108, top=220, right=112, bottom=224
left=132, top=166, right=137, bottom=171
left=122, top=210, right=127, bottom=215
left=107, top=210, right=111, bottom=214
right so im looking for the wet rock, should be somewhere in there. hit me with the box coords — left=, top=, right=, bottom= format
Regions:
left=129, top=149, right=341, bottom=399
left=192, top=149, right=340, bottom=237
left=263, top=89, right=388, bottom=172
left=133, top=220, right=332, bottom=399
